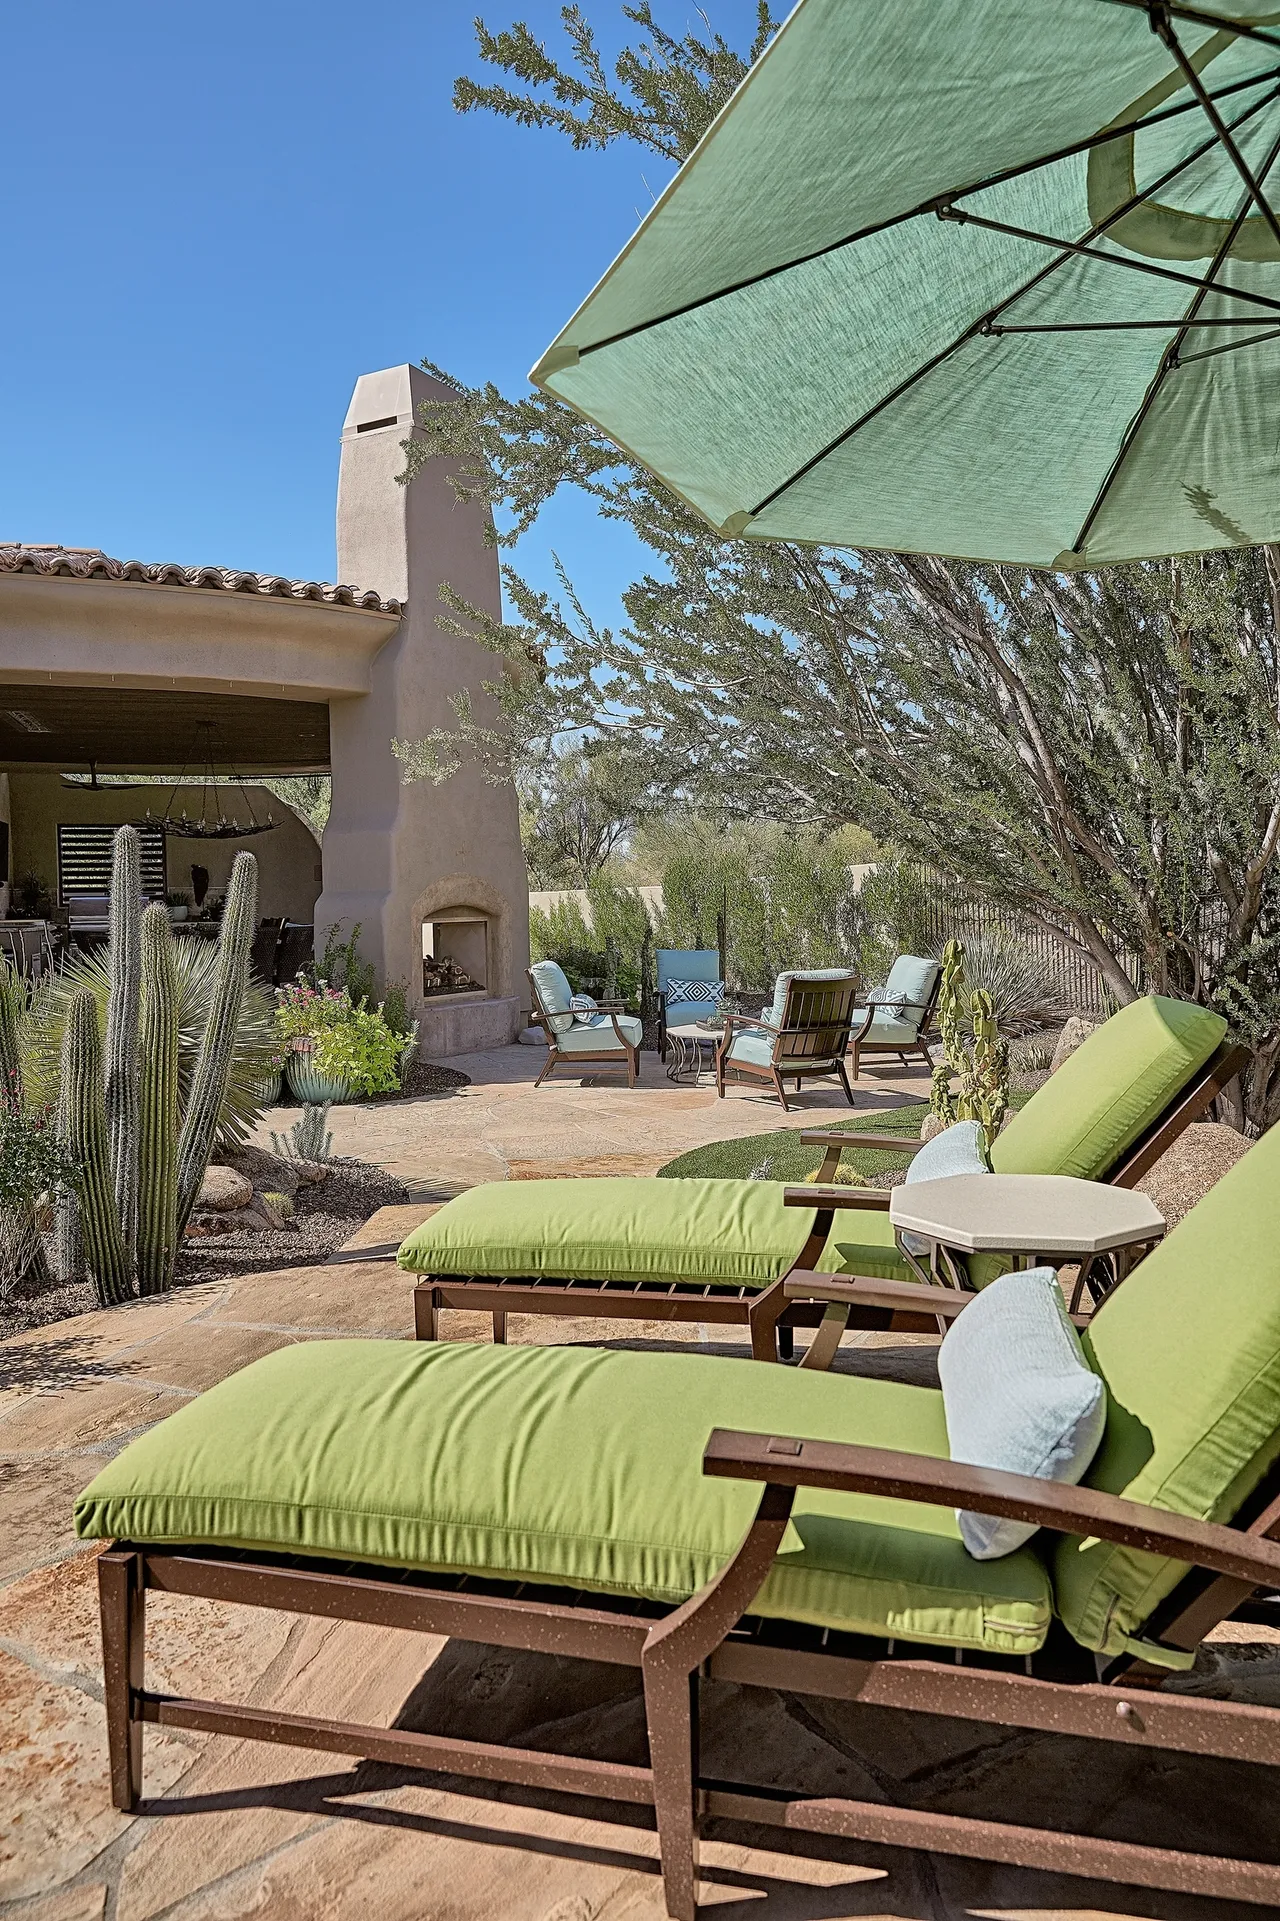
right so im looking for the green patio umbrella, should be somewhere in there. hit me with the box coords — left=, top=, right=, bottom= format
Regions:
left=531, top=1, right=1280, bottom=568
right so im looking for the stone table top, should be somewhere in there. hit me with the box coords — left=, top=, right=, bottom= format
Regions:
left=889, top=1172, right=1166, bottom=1256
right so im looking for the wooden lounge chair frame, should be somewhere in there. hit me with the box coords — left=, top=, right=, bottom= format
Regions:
left=848, top=964, right=942, bottom=1077
left=405, top=1038, right=1247, bottom=1360
left=527, top=965, right=641, bottom=1089
left=97, top=1386, right=1280, bottom=1917
left=715, top=972, right=861, bottom=1111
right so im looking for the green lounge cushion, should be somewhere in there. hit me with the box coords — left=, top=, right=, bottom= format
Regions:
left=1054, top=1119, right=1280, bottom=1663
left=398, top=1176, right=820, bottom=1286
left=74, top=1339, right=1051, bottom=1656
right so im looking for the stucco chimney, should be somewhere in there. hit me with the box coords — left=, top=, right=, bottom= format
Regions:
left=315, top=366, right=529, bottom=1051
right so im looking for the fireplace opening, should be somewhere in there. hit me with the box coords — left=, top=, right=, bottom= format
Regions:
left=422, top=912, right=488, bottom=998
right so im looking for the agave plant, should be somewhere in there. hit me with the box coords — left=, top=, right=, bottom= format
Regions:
left=940, top=934, right=1071, bottom=1039
left=25, top=934, right=276, bottom=1150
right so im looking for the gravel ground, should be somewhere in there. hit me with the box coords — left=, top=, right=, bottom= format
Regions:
left=0, top=1156, right=409, bottom=1340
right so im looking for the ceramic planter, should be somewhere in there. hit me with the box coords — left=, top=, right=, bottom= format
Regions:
left=286, top=1052, right=352, bottom=1104
left=250, top=1070, right=283, bottom=1105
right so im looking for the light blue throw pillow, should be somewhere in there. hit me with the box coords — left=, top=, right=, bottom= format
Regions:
left=938, top=1267, right=1106, bottom=1561
left=899, top=1119, right=989, bottom=1256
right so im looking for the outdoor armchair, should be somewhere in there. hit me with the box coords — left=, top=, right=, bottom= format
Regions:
left=655, top=947, right=722, bottom=1060
left=526, top=959, right=642, bottom=1088
left=847, top=952, right=942, bottom=1076
left=394, top=994, right=1243, bottom=1356
left=79, top=1118, right=1280, bottom=1916
left=716, top=968, right=860, bottom=1109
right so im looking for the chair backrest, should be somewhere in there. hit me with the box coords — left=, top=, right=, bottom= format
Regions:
left=876, top=954, right=941, bottom=1033
left=992, top=995, right=1226, bottom=1183
left=771, top=971, right=860, bottom=1063
left=656, top=949, right=722, bottom=1004
left=1053, top=1118, right=1280, bottom=1663
left=528, top=960, right=576, bottom=1034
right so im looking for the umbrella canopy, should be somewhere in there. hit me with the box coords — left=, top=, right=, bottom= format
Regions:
left=531, top=1, right=1280, bottom=568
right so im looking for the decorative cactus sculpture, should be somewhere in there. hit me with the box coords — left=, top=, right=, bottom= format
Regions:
left=62, top=988, right=132, bottom=1306
left=137, top=903, right=180, bottom=1295
left=59, top=831, right=259, bottom=1301
left=176, top=850, right=259, bottom=1235
left=928, top=942, right=1010, bottom=1156
left=104, top=824, right=142, bottom=1265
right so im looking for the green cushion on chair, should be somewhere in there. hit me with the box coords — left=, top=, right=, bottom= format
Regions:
left=74, top=1340, right=1051, bottom=1656
left=992, top=995, right=1225, bottom=1181
left=398, top=1176, right=819, bottom=1286
left=1054, top=1120, right=1280, bottom=1662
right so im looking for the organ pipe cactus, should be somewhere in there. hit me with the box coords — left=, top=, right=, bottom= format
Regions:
left=105, top=825, right=142, bottom=1265
left=137, top=904, right=180, bottom=1295
left=0, top=957, right=51, bottom=1289
left=59, top=830, right=260, bottom=1300
left=61, top=988, right=132, bottom=1307
left=176, top=850, right=259, bottom=1235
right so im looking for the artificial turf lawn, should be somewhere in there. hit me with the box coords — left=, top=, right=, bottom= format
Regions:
left=657, top=1089, right=1034, bottom=1185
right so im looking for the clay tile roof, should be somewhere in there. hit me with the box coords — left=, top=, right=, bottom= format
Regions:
left=0, top=543, right=403, bottom=615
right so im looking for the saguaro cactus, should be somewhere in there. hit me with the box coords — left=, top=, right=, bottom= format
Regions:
left=176, top=850, right=259, bottom=1233
left=105, top=824, right=141, bottom=1265
left=61, top=988, right=131, bottom=1307
left=137, top=904, right=180, bottom=1296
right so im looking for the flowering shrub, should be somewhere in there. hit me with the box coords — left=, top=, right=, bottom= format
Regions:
left=274, top=983, right=403, bottom=1097
left=0, top=1094, right=76, bottom=1213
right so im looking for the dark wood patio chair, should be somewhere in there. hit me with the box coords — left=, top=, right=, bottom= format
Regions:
left=716, top=969, right=861, bottom=1109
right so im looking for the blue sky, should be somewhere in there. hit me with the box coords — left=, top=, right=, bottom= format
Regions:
left=0, top=2, right=734, bottom=625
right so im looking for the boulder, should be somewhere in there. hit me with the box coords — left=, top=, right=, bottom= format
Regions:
left=1050, top=1015, right=1101, bottom=1074
left=919, top=1111, right=947, bottom=1142
left=517, top=1027, right=547, bottom=1047
left=217, top=1145, right=300, bottom=1197
left=184, top=1212, right=235, bottom=1239
left=197, top=1166, right=253, bottom=1212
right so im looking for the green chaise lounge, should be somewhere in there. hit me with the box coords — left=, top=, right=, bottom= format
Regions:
left=78, top=1117, right=1280, bottom=1914
left=395, top=995, right=1243, bottom=1357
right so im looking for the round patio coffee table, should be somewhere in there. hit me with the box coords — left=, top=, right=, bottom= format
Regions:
left=888, top=1172, right=1166, bottom=1312
left=665, top=1020, right=721, bottom=1085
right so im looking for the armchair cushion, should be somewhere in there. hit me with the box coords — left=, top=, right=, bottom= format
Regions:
left=879, top=955, right=941, bottom=1028
left=852, top=1008, right=924, bottom=1047
left=529, top=960, right=576, bottom=1034
left=939, top=1267, right=1106, bottom=1560
left=899, top=1119, right=989, bottom=1256
left=665, top=977, right=725, bottom=1009
left=555, top=1012, right=643, bottom=1053
left=75, top=1339, right=1051, bottom=1654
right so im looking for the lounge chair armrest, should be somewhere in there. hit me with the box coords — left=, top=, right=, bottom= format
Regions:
left=722, top=1011, right=779, bottom=1034
left=781, top=1273, right=974, bottom=1318
left=702, top=1433, right=1280, bottom=1589
left=779, top=1272, right=1091, bottom=1329
left=799, top=1130, right=923, bottom=1154
left=782, top=1184, right=892, bottom=1211
left=593, top=1000, right=628, bottom=1011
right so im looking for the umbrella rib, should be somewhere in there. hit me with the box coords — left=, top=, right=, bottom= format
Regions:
left=1102, top=0, right=1280, bottom=55
left=560, top=64, right=1280, bottom=366
left=1069, top=120, right=1280, bottom=557
left=743, top=88, right=1280, bottom=526
left=1152, top=5, right=1280, bottom=251
left=1177, top=322, right=1280, bottom=362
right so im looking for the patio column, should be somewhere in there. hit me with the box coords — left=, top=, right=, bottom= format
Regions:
left=317, top=364, right=529, bottom=1049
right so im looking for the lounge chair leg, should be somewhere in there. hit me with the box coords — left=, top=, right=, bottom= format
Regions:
left=849, top=1043, right=859, bottom=1080
left=627, top=1048, right=638, bottom=1088
left=414, top=1285, right=439, bottom=1341
left=836, top=1059, right=854, bottom=1105
left=748, top=1280, right=786, bottom=1362
left=642, top=1658, right=701, bottom=1921
left=99, top=1549, right=144, bottom=1812
left=772, top=1070, right=791, bottom=1112
left=778, top=1324, right=795, bottom=1360
left=492, top=1311, right=507, bottom=1344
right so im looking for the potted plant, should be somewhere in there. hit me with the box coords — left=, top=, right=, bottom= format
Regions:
left=274, top=981, right=355, bottom=1102
left=164, top=889, right=190, bottom=924
left=249, top=1044, right=286, bottom=1106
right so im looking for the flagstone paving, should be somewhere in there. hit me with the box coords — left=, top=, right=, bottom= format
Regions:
left=3, top=1046, right=1278, bottom=1919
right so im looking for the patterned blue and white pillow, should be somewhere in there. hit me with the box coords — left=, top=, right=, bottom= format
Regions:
left=569, top=993, right=599, bottom=1025
left=665, top=978, right=725, bottom=1008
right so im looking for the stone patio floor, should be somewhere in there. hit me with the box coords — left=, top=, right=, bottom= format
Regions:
left=3, top=1045, right=1279, bottom=1920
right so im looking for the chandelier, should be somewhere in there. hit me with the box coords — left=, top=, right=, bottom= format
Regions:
left=135, top=723, right=278, bottom=840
